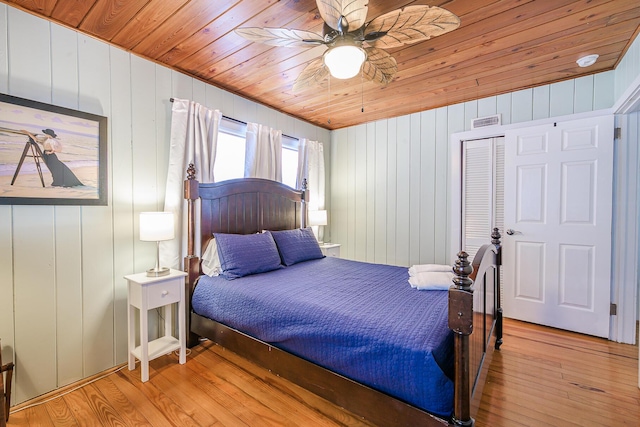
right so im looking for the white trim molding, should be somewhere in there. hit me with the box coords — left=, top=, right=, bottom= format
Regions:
left=613, top=73, right=640, bottom=114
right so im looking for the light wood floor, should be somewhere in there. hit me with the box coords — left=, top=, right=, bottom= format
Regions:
left=6, top=319, right=639, bottom=427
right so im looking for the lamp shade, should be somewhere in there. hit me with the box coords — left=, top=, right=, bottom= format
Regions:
left=308, top=210, right=328, bottom=226
left=139, top=212, right=175, bottom=241
left=323, top=45, right=366, bottom=79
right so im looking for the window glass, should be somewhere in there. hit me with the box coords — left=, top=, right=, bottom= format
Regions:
left=214, top=130, right=245, bottom=182
left=213, top=117, right=300, bottom=186
left=282, top=146, right=298, bottom=188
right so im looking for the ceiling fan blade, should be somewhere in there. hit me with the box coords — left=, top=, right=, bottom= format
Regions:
left=317, top=0, right=369, bottom=33
left=293, top=58, right=330, bottom=92
left=364, top=5, right=460, bottom=49
left=235, top=27, right=325, bottom=47
left=362, top=47, right=397, bottom=85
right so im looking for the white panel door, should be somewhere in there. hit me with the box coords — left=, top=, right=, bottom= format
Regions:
left=503, top=115, right=613, bottom=337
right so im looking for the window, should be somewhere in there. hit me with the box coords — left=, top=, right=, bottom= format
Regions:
left=214, top=130, right=246, bottom=182
left=213, top=117, right=300, bottom=188
left=281, top=136, right=299, bottom=189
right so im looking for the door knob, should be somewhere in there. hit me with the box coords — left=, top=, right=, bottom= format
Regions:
left=506, top=229, right=517, bottom=235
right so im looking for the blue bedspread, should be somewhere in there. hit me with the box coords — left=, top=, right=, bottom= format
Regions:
left=192, top=257, right=454, bottom=417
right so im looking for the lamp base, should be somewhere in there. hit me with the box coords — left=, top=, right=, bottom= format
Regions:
left=146, top=267, right=170, bottom=277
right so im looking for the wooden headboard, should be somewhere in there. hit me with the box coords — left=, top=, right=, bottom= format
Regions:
left=183, top=166, right=307, bottom=344
left=198, top=178, right=306, bottom=252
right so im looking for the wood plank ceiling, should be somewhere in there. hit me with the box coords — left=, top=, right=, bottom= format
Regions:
left=3, top=0, right=640, bottom=130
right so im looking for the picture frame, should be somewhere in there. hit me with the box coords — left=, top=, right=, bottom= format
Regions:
left=0, top=93, right=108, bottom=205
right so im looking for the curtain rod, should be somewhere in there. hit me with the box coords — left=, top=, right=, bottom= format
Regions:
left=169, top=97, right=298, bottom=141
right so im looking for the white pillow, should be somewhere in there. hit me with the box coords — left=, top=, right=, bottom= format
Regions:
left=201, top=237, right=222, bottom=277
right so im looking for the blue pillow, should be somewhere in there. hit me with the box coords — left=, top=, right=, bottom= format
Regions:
left=214, top=231, right=282, bottom=279
left=270, top=227, right=324, bottom=266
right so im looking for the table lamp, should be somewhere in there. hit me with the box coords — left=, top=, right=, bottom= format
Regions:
left=308, top=210, right=327, bottom=243
left=140, top=211, right=175, bottom=277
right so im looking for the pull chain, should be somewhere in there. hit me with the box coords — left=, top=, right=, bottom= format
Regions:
left=327, top=76, right=331, bottom=125
left=361, top=68, right=364, bottom=113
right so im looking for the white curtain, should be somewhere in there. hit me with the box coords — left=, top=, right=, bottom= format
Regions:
left=161, top=98, right=221, bottom=269
left=296, top=138, right=325, bottom=211
left=297, top=139, right=325, bottom=238
left=244, top=122, right=282, bottom=181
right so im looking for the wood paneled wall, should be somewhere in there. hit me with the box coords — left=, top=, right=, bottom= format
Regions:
left=327, top=42, right=635, bottom=270
left=615, top=32, right=640, bottom=101
left=0, top=5, right=329, bottom=404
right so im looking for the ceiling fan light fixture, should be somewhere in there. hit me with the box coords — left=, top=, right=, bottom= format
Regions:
left=576, top=54, right=599, bottom=68
left=236, top=2, right=460, bottom=90
left=324, top=45, right=366, bottom=79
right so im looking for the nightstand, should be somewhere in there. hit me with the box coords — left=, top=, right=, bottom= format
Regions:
left=319, top=242, right=341, bottom=258
left=125, top=269, right=187, bottom=382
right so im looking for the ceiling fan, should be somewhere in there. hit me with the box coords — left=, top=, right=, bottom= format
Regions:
left=235, top=0, right=460, bottom=91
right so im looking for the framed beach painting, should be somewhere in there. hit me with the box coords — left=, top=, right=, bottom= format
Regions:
left=0, top=94, right=107, bottom=205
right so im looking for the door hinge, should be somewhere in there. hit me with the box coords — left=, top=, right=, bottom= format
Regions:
left=614, top=127, right=622, bottom=139
left=610, top=303, right=617, bottom=316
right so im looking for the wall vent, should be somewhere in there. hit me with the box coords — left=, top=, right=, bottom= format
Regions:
left=471, top=114, right=501, bottom=129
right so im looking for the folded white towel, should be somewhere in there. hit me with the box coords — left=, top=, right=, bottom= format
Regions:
left=408, top=271, right=454, bottom=291
left=408, top=263, right=451, bottom=276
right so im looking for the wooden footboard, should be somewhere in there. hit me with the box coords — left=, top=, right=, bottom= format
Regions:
left=182, top=167, right=502, bottom=427
left=448, top=229, right=502, bottom=427
left=466, top=228, right=503, bottom=421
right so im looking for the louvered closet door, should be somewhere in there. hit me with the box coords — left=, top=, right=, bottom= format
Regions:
left=462, top=137, right=505, bottom=314
left=494, top=141, right=505, bottom=246
left=494, top=140, right=505, bottom=305
left=462, top=137, right=504, bottom=262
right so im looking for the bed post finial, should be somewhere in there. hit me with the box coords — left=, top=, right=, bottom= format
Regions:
left=452, top=251, right=473, bottom=291
left=450, top=251, right=475, bottom=427
left=187, top=163, right=196, bottom=180
left=491, top=227, right=501, bottom=246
